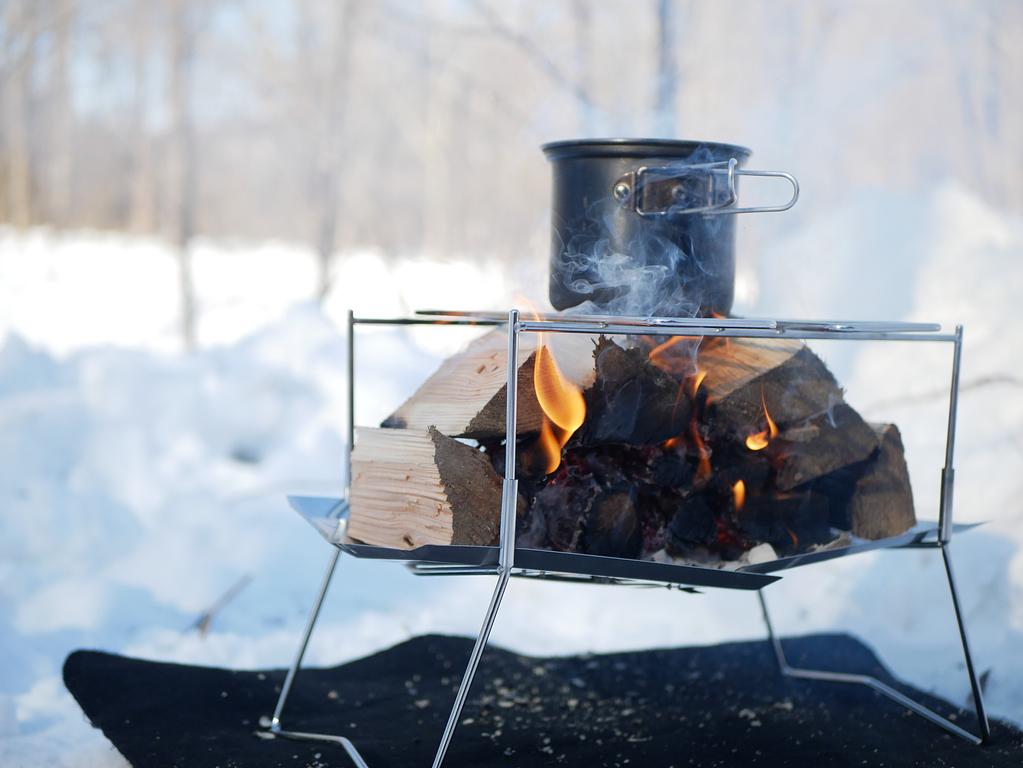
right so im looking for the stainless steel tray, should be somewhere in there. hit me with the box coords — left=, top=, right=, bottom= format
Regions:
left=287, top=495, right=978, bottom=592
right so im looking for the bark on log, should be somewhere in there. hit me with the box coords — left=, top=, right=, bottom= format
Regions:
left=348, top=426, right=509, bottom=548
left=703, top=338, right=846, bottom=436
left=773, top=403, right=880, bottom=491
left=701, top=337, right=880, bottom=489
left=849, top=424, right=916, bottom=539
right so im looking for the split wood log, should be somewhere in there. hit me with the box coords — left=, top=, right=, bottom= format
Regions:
left=772, top=403, right=880, bottom=491
left=703, top=337, right=845, bottom=435
left=581, top=337, right=691, bottom=446
left=348, top=426, right=513, bottom=549
left=849, top=423, right=916, bottom=539
left=701, top=337, right=880, bottom=488
left=381, top=329, right=544, bottom=439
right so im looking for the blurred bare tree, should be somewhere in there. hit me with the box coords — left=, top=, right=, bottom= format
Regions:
left=1, top=0, right=1021, bottom=345
left=653, top=0, right=678, bottom=136
left=170, top=0, right=201, bottom=349
left=2, top=0, right=37, bottom=227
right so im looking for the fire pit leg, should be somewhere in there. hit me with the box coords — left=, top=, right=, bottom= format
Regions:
left=430, top=569, right=511, bottom=768
left=260, top=549, right=512, bottom=768
left=430, top=309, right=519, bottom=766
left=269, top=548, right=341, bottom=732
left=756, top=547, right=991, bottom=745
left=940, top=542, right=991, bottom=741
left=262, top=548, right=372, bottom=767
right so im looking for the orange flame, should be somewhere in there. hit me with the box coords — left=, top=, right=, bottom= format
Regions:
left=691, top=422, right=712, bottom=483
left=744, top=388, right=778, bottom=451
left=648, top=334, right=686, bottom=361
left=536, top=418, right=564, bottom=475
left=732, top=479, right=746, bottom=511
left=684, top=368, right=712, bottom=482
left=690, top=369, right=708, bottom=398
left=534, top=343, right=586, bottom=433
left=533, top=340, right=586, bottom=474
left=648, top=335, right=700, bottom=376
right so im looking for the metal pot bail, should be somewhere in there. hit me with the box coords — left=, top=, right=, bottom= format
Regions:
left=613, top=158, right=800, bottom=217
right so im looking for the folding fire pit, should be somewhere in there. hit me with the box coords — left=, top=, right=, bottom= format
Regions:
left=262, top=309, right=989, bottom=767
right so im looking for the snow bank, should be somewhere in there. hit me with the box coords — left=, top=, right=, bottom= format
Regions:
left=1, top=184, right=1021, bottom=764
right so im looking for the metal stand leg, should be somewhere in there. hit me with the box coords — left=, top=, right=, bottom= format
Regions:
left=757, top=543, right=990, bottom=745
left=430, top=569, right=510, bottom=768
left=264, top=549, right=511, bottom=767
left=940, top=542, right=991, bottom=740
left=271, top=548, right=340, bottom=729
left=265, top=549, right=371, bottom=767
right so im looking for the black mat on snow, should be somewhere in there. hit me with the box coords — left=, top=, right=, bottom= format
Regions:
left=64, top=633, right=1022, bottom=767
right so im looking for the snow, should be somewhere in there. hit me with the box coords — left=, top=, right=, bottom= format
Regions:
left=1, top=183, right=1021, bottom=764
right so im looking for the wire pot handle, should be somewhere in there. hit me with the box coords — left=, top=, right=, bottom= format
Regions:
left=613, top=157, right=799, bottom=217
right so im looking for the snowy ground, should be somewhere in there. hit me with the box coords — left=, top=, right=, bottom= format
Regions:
left=1, top=183, right=1021, bottom=765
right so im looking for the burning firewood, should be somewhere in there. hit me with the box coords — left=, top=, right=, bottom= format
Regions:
left=348, top=328, right=916, bottom=562
left=849, top=423, right=916, bottom=539
left=699, top=337, right=843, bottom=432
left=580, top=337, right=692, bottom=446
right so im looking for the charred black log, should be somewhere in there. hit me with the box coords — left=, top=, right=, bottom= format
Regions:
left=731, top=491, right=834, bottom=556
left=581, top=338, right=691, bottom=446
left=665, top=496, right=717, bottom=554
left=850, top=424, right=916, bottom=539
left=772, top=403, right=879, bottom=490
left=582, top=490, right=642, bottom=558
left=706, top=344, right=845, bottom=438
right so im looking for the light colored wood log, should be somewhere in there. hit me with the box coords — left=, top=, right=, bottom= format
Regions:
left=700, top=337, right=805, bottom=401
left=348, top=426, right=504, bottom=548
left=382, top=329, right=544, bottom=439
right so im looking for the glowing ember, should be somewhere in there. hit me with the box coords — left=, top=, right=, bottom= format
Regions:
left=732, top=479, right=746, bottom=511
left=745, top=387, right=778, bottom=451
left=745, top=432, right=770, bottom=451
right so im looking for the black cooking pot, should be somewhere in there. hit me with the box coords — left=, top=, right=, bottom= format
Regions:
left=543, top=139, right=798, bottom=317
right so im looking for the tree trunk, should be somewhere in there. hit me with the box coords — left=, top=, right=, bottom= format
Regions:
left=420, top=3, right=451, bottom=256
left=170, top=0, right=198, bottom=350
left=129, top=11, right=155, bottom=233
left=48, top=0, right=74, bottom=227
left=4, top=2, right=36, bottom=228
left=653, top=0, right=678, bottom=136
left=314, top=0, right=359, bottom=302
left=572, top=0, right=594, bottom=134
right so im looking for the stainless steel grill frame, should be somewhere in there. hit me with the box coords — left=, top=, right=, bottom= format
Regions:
left=264, top=310, right=990, bottom=765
